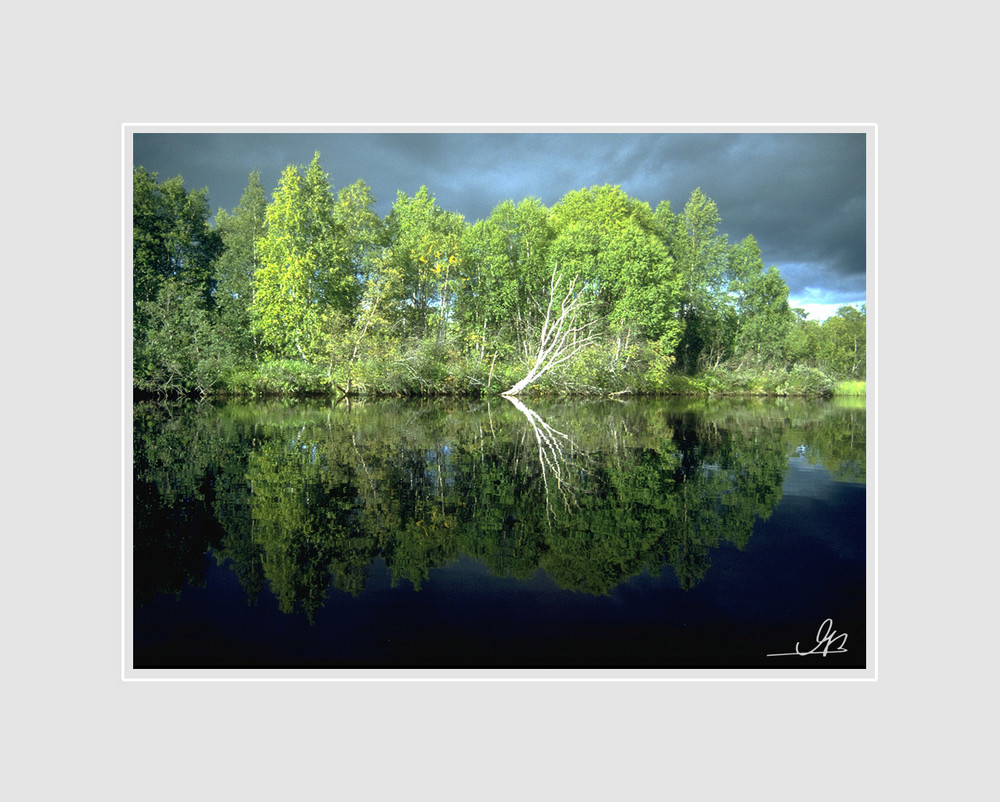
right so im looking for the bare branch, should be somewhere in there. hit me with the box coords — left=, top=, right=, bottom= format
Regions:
left=502, top=264, right=597, bottom=396
left=504, top=395, right=584, bottom=518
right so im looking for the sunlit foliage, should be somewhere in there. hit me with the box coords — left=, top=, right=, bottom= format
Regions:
left=132, top=162, right=865, bottom=397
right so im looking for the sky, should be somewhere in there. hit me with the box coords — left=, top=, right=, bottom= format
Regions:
left=132, top=129, right=869, bottom=321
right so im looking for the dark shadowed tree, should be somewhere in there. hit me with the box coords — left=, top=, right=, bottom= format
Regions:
left=660, top=188, right=729, bottom=373
left=214, top=171, right=267, bottom=364
left=133, top=168, right=223, bottom=387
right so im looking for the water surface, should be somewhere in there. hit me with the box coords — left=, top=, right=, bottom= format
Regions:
left=132, top=395, right=866, bottom=669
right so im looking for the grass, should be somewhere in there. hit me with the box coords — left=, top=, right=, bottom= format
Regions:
left=645, top=366, right=835, bottom=398
left=833, top=380, right=866, bottom=396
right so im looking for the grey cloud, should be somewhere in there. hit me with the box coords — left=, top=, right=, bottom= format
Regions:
left=132, top=129, right=868, bottom=313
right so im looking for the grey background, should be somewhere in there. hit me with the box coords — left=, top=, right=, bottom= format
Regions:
left=7, top=0, right=988, bottom=800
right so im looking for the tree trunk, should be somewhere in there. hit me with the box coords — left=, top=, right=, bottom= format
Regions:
left=502, top=264, right=596, bottom=396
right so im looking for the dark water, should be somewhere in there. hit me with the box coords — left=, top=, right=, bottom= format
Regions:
left=132, top=395, right=867, bottom=670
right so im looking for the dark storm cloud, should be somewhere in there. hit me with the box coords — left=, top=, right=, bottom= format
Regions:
left=132, top=129, right=868, bottom=315
left=602, top=133, right=867, bottom=305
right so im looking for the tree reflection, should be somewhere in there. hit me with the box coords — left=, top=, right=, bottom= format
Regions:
left=503, top=394, right=589, bottom=518
left=133, top=396, right=864, bottom=616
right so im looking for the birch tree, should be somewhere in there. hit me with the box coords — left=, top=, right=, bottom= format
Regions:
left=502, top=265, right=598, bottom=396
left=458, top=198, right=553, bottom=361
left=728, top=235, right=794, bottom=367
left=383, top=186, right=464, bottom=342
left=251, top=153, right=353, bottom=360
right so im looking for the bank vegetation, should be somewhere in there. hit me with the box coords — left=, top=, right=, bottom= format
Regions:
left=132, top=154, right=867, bottom=400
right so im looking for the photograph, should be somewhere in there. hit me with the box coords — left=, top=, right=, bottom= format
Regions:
left=127, top=127, right=872, bottom=676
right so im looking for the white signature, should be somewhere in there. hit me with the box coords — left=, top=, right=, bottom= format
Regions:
left=767, top=618, right=848, bottom=657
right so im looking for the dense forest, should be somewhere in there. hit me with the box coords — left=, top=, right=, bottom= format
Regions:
left=132, top=152, right=866, bottom=399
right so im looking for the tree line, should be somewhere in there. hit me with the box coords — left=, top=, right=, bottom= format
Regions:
left=132, top=152, right=866, bottom=398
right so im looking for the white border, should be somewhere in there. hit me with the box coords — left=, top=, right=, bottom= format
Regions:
left=123, top=123, right=876, bottom=683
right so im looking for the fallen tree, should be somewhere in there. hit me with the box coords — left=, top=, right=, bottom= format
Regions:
left=502, top=265, right=598, bottom=396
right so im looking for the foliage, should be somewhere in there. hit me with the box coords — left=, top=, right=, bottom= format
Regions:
left=728, top=236, right=795, bottom=366
left=785, top=310, right=822, bottom=367
left=133, top=167, right=223, bottom=383
left=224, top=359, right=331, bottom=397
left=785, top=305, right=866, bottom=380
left=383, top=186, right=466, bottom=342
left=132, top=168, right=223, bottom=307
left=251, top=153, right=355, bottom=360
left=661, top=188, right=730, bottom=373
left=132, top=164, right=864, bottom=398
left=137, top=278, right=233, bottom=394
left=213, top=171, right=267, bottom=364
left=459, top=197, right=554, bottom=360
left=548, top=185, right=682, bottom=344
left=776, top=365, right=835, bottom=397
left=818, top=305, right=866, bottom=378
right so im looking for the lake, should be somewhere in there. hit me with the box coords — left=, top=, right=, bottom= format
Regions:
left=131, top=394, right=867, bottom=671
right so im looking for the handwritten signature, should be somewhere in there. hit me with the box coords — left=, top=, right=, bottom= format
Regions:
left=767, top=618, right=848, bottom=657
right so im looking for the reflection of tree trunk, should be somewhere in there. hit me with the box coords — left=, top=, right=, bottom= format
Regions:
left=504, top=395, right=582, bottom=518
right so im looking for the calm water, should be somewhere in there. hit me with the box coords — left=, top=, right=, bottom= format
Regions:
left=132, top=395, right=867, bottom=669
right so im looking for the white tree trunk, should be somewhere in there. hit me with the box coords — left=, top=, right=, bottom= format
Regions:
left=504, top=395, right=580, bottom=517
left=502, top=265, right=596, bottom=396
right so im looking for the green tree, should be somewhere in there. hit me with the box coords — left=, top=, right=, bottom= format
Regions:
left=662, top=188, right=730, bottom=373
left=319, top=179, right=392, bottom=388
left=459, top=197, right=554, bottom=361
left=133, top=167, right=167, bottom=314
left=546, top=185, right=682, bottom=381
left=138, top=277, right=232, bottom=394
left=156, top=174, right=224, bottom=304
left=818, top=305, right=866, bottom=378
left=728, top=235, right=795, bottom=367
left=383, top=186, right=466, bottom=343
left=334, top=179, right=386, bottom=284
left=785, top=308, right=822, bottom=367
left=132, top=168, right=223, bottom=386
left=251, top=153, right=355, bottom=360
left=214, top=171, right=267, bottom=363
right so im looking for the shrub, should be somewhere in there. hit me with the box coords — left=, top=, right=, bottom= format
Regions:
left=778, top=365, right=834, bottom=397
left=226, top=359, right=330, bottom=396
